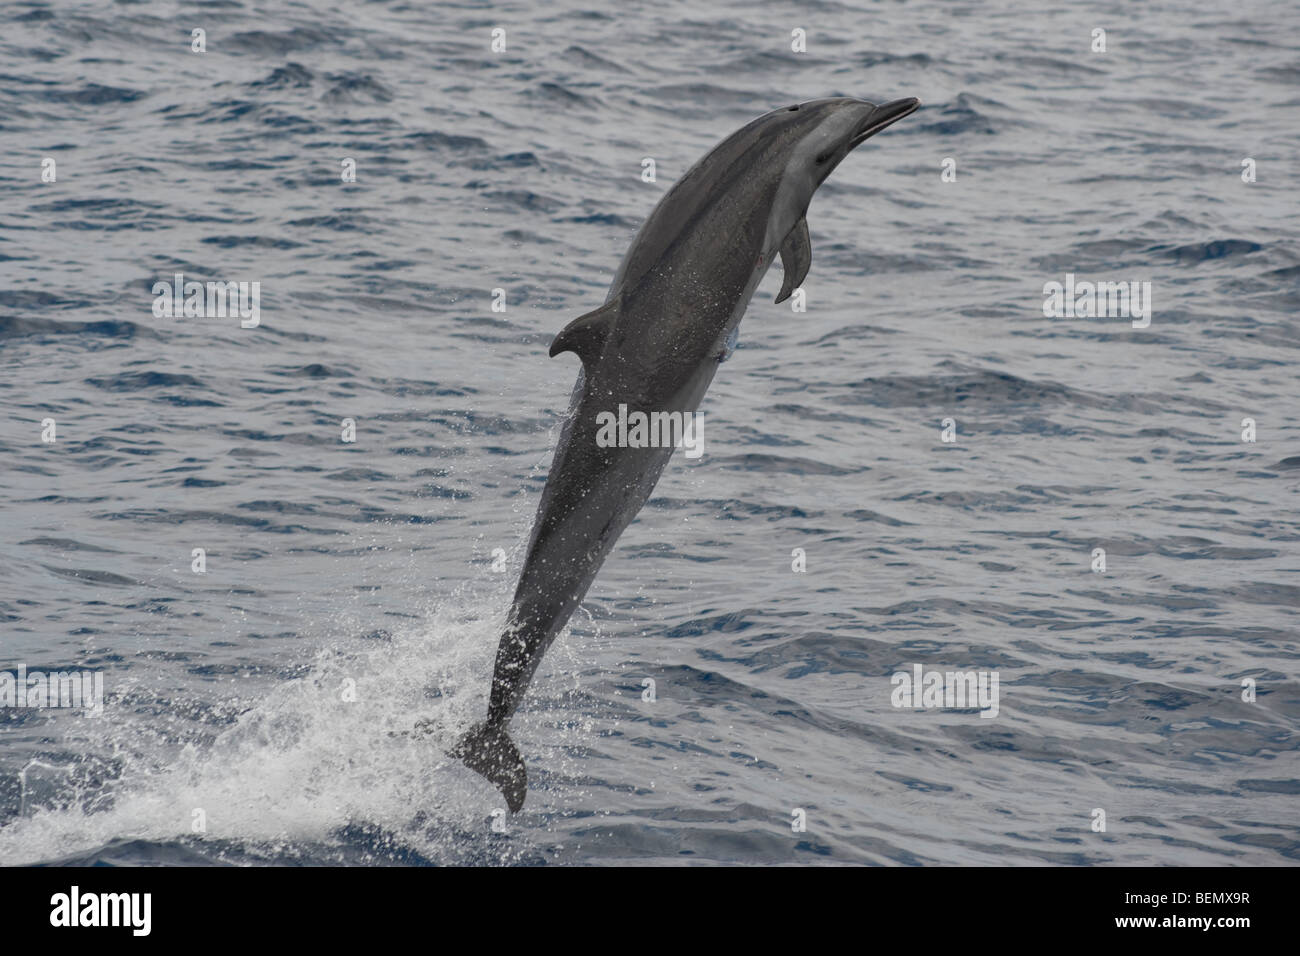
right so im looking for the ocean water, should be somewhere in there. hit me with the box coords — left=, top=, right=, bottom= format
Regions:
left=1, top=0, right=1298, bottom=866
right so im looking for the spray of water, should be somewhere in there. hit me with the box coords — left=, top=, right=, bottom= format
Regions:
left=0, top=590, right=564, bottom=866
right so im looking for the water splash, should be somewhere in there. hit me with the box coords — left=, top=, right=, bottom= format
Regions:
left=0, top=595, right=554, bottom=866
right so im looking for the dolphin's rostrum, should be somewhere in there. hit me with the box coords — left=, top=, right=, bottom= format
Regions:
left=452, top=96, right=920, bottom=811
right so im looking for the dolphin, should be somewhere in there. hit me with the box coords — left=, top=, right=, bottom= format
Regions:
left=452, top=95, right=920, bottom=811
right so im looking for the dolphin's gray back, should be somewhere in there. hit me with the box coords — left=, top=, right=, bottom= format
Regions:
left=481, top=107, right=835, bottom=727
left=455, top=96, right=922, bottom=810
left=609, top=106, right=813, bottom=297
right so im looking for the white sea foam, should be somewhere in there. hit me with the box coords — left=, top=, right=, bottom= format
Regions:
left=0, top=596, right=553, bottom=866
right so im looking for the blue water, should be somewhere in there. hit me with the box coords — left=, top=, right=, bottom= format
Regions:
left=1, top=0, right=1298, bottom=865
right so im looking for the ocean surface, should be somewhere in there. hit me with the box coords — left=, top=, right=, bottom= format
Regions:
left=1, top=0, right=1298, bottom=866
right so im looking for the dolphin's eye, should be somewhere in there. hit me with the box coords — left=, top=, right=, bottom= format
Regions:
left=815, top=151, right=831, bottom=165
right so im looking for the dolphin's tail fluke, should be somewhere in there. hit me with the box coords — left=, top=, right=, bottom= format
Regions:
left=450, top=722, right=527, bottom=812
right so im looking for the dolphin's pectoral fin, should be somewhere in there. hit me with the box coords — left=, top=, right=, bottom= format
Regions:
left=450, top=722, right=527, bottom=812
left=775, top=218, right=811, bottom=304
left=549, top=299, right=619, bottom=368
left=717, top=325, right=740, bottom=362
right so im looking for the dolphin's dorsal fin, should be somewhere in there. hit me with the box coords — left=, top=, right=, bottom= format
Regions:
left=775, top=218, right=811, bottom=303
left=549, top=299, right=618, bottom=367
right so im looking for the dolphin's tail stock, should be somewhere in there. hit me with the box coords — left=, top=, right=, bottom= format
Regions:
left=450, top=722, right=527, bottom=812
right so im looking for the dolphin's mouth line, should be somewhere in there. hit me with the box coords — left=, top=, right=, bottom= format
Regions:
left=849, top=97, right=921, bottom=148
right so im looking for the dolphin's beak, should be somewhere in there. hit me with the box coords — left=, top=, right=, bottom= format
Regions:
left=850, top=97, right=920, bottom=147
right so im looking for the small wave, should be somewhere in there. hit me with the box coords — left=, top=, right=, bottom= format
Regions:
left=84, top=371, right=207, bottom=391
left=560, top=45, right=630, bottom=74
left=323, top=72, right=395, bottom=105
left=525, top=82, right=602, bottom=109
left=229, top=28, right=338, bottom=57
left=1156, top=239, right=1263, bottom=265
left=910, top=93, right=1000, bottom=136
left=38, top=83, right=144, bottom=105
left=0, top=316, right=159, bottom=342
left=248, top=63, right=316, bottom=90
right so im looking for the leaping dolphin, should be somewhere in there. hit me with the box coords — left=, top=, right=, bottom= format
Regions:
left=452, top=96, right=920, bottom=811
